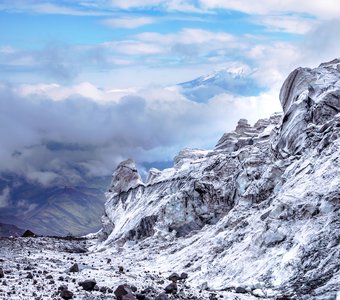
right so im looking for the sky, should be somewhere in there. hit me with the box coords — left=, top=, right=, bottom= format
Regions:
left=0, top=0, right=339, bottom=189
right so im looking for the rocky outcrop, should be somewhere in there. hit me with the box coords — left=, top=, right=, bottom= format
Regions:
left=108, top=159, right=144, bottom=194
left=273, top=59, right=340, bottom=157
left=98, top=59, right=340, bottom=299
left=99, top=114, right=285, bottom=243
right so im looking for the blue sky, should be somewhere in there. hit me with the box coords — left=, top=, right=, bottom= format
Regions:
left=1, top=0, right=339, bottom=87
left=0, top=0, right=339, bottom=189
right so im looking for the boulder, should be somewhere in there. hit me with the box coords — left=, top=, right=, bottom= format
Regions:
left=79, top=279, right=97, bottom=291
left=155, top=293, right=169, bottom=300
left=60, top=289, right=74, bottom=299
left=69, top=263, right=79, bottom=273
left=164, top=282, right=177, bottom=294
left=235, top=286, right=247, bottom=293
left=21, top=230, right=36, bottom=238
left=168, top=272, right=180, bottom=282
left=114, top=284, right=136, bottom=300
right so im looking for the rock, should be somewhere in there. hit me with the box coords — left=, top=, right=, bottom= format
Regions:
left=26, top=272, right=33, bottom=279
left=118, top=266, right=124, bottom=272
left=273, top=60, right=340, bottom=157
left=0, top=268, right=4, bottom=278
left=64, top=246, right=87, bottom=254
left=235, top=287, right=247, bottom=293
left=180, top=272, right=188, bottom=280
left=261, top=230, right=286, bottom=247
left=110, top=159, right=143, bottom=194
left=126, top=215, right=158, bottom=240
left=168, top=272, right=180, bottom=282
left=146, top=168, right=162, bottom=184
left=58, top=285, right=68, bottom=291
left=130, top=285, right=138, bottom=292
left=174, top=148, right=207, bottom=168
left=209, top=293, right=218, bottom=300
left=169, top=221, right=201, bottom=237
left=45, top=274, right=53, bottom=279
left=21, top=230, right=36, bottom=237
left=114, top=284, right=136, bottom=300
left=69, top=263, right=79, bottom=273
left=60, top=289, right=74, bottom=299
left=155, top=293, right=169, bottom=300
left=79, top=279, right=97, bottom=291
left=252, top=288, right=265, bottom=297
left=200, top=282, right=208, bottom=290
left=164, top=282, right=177, bottom=294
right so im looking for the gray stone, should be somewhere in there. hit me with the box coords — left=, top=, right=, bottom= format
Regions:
left=79, top=279, right=96, bottom=291
left=69, top=263, right=79, bottom=273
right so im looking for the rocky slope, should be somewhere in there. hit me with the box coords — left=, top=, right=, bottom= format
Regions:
left=98, top=59, right=340, bottom=299
left=0, top=175, right=109, bottom=236
left=0, top=222, right=25, bottom=237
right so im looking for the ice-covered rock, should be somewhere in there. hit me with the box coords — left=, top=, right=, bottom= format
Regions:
left=273, top=59, right=340, bottom=157
left=98, top=59, right=340, bottom=299
left=109, top=159, right=144, bottom=194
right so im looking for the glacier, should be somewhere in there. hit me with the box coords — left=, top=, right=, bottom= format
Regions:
left=98, top=59, right=340, bottom=299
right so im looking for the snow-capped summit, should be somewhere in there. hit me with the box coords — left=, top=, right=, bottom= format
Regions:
left=98, top=59, right=340, bottom=299
left=178, top=65, right=263, bottom=102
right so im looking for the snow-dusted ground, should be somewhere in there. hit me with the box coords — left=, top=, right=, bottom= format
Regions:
left=0, top=236, right=257, bottom=299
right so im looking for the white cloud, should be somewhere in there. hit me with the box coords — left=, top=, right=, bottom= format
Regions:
left=1, top=0, right=339, bottom=20
left=247, top=42, right=302, bottom=87
left=136, top=28, right=235, bottom=45
left=0, top=1, right=107, bottom=16
left=18, top=82, right=134, bottom=102
left=0, top=46, right=16, bottom=54
left=26, top=171, right=60, bottom=186
left=102, top=16, right=155, bottom=29
left=0, top=79, right=283, bottom=186
left=199, top=0, right=340, bottom=19
left=109, top=0, right=164, bottom=9
left=254, top=15, right=318, bottom=34
left=109, top=0, right=202, bottom=12
left=104, top=40, right=164, bottom=55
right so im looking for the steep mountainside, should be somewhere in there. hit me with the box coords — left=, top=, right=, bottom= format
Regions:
left=0, top=222, right=25, bottom=237
left=0, top=175, right=109, bottom=236
left=98, top=59, right=340, bottom=299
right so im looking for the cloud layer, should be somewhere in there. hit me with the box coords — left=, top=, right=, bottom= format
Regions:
left=0, top=78, right=282, bottom=187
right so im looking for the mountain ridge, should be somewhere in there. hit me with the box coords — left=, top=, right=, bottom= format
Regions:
left=97, top=58, right=340, bottom=299
left=178, top=66, right=264, bottom=102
